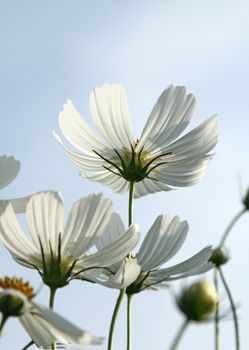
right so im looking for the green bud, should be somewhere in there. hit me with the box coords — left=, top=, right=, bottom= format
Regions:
left=177, top=280, right=219, bottom=322
left=0, top=294, right=24, bottom=317
left=209, top=247, right=229, bottom=267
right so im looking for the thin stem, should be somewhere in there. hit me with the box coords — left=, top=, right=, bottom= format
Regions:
left=214, top=268, right=220, bottom=350
left=128, top=181, right=135, bottom=226
left=107, top=181, right=135, bottom=350
left=127, top=294, right=132, bottom=350
left=108, top=289, right=126, bottom=350
left=218, top=267, right=240, bottom=350
left=0, top=315, right=8, bottom=336
left=49, top=287, right=57, bottom=309
left=219, top=209, right=246, bottom=247
left=49, top=288, right=57, bottom=350
left=22, top=340, right=34, bottom=350
left=169, top=318, right=189, bottom=350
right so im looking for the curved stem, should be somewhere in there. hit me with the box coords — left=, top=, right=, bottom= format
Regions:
left=219, top=209, right=246, bottom=247
left=169, top=318, right=189, bottom=350
left=108, top=289, right=126, bottom=350
left=0, top=314, right=8, bottom=336
left=214, top=268, right=220, bottom=350
left=127, top=294, right=133, bottom=350
left=22, top=340, right=34, bottom=350
left=218, top=267, right=240, bottom=350
left=49, top=288, right=57, bottom=350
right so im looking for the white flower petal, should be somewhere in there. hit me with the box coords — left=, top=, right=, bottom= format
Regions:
left=64, top=193, right=112, bottom=258
left=90, top=84, right=133, bottom=149
left=0, top=203, right=39, bottom=267
left=4, top=195, right=32, bottom=213
left=137, top=215, right=188, bottom=271
left=138, top=85, right=195, bottom=153
left=95, top=212, right=125, bottom=250
left=86, top=259, right=141, bottom=289
left=81, top=223, right=139, bottom=267
left=0, top=155, right=20, bottom=190
left=26, top=191, right=64, bottom=255
left=21, top=302, right=103, bottom=346
left=81, top=170, right=129, bottom=195
left=158, top=115, right=218, bottom=158
left=155, top=155, right=213, bottom=187
left=134, top=178, right=171, bottom=198
left=148, top=247, right=213, bottom=283
left=58, top=100, right=107, bottom=153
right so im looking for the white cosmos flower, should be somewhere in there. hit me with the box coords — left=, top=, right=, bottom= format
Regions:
left=0, top=191, right=139, bottom=290
left=53, top=84, right=218, bottom=198
left=84, top=213, right=213, bottom=291
left=0, top=280, right=103, bottom=347
left=0, top=155, right=31, bottom=213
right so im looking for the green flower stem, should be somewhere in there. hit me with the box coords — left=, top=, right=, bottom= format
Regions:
left=128, top=181, right=135, bottom=226
left=127, top=294, right=133, bottom=350
left=49, top=287, right=57, bottom=350
left=49, top=287, right=57, bottom=309
left=0, top=314, right=8, bottom=336
left=214, top=268, right=220, bottom=350
left=169, top=318, right=189, bottom=350
left=218, top=267, right=240, bottom=350
left=107, top=181, right=135, bottom=350
left=219, top=209, right=246, bottom=247
left=108, top=289, right=126, bottom=350
left=22, top=340, right=34, bottom=350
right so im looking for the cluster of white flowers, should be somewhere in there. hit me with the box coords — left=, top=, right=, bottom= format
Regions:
left=0, top=84, right=218, bottom=349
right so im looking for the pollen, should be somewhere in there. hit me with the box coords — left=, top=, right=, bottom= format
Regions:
left=0, top=277, right=34, bottom=298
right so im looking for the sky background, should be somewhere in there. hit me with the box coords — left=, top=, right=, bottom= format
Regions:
left=0, top=0, right=249, bottom=349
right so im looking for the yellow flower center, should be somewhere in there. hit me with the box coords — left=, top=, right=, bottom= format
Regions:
left=0, top=277, right=34, bottom=299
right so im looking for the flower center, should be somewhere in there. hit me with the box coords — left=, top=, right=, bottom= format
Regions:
left=0, top=277, right=34, bottom=298
left=93, top=142, right=171, bottom=183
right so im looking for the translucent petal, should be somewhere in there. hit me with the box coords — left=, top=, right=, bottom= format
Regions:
left=20, top=301, right=103, bottom=346
left=137, top=214, right=188, bottom=271
left=0, top=203, right=40, bottom=266
left=153, top=115, right=218, bottom=159
left=58, top=100, right=107, bottom=153
left=95, top=212, right=125, bottom=250
left=155, top=155, right=212, bottom=187
left=134, top=178, right=171, bottom=198
left=81, top=170, right=129, bottom=194
left=90, top=84, right=133, bottom=149
left=26, top=191, right=64, bottom=255
left=139, top=85, right=195, bottom=153
left=64, top=193, right=112, bottom=258
left=84, top=259, right=141, bottom=289
left=3, top=195, right=32, bottom=213
left=148, top=247, right=213, bottom=282
left=0, top=155, right=20, bottom=190
left=81, top=223, right=139, bottom=267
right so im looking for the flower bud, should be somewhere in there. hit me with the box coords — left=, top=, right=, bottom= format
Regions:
left=177, top=280, right=218, bottom=321
left=0, top=294, right=24, bottom=317
left=209, top=247, right=229, bottom=267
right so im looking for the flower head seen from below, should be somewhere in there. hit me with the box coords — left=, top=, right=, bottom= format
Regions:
left=53, top=84, right=218, bottom=198
left=0, top=191, right=140, bottom=291
left=82, top=213, right=213, bottom=291
left=0, top=155, right=31, bottom=213
left=0, top=276, right=103, bottom=347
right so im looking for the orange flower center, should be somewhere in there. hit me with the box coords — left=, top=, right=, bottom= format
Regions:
left=0, top=277, right=34, bottom=298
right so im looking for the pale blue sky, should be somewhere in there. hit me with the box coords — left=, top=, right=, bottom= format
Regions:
left=0, top=0, right=249, bottom=349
